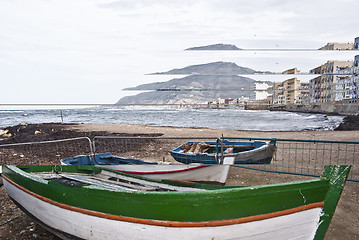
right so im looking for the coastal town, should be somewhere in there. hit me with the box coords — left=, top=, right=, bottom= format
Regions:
left=208, top=37, right=359, bottom=115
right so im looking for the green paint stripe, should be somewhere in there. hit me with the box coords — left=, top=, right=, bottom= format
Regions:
left=313, top=165, right=351, bottom=240
left=4, top=165, right=331, bottom=222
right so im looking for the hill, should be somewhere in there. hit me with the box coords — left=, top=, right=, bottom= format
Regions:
left=185, top=44, right=241, bottom=51
left=117, top=74, right=257, bottom=104
left=116, top=62, right=272, bottom=105
left=149, top=61, right=256, bottom=75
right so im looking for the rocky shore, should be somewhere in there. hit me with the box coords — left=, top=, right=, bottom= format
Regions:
left=335, top=114, right=359, bottom=131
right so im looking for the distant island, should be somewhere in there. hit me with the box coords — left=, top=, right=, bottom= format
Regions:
left=185, top=44, right=241, bottom=51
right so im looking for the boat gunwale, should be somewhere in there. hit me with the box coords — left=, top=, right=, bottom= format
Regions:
left=3, top=165, right=331, bottom=196
left=108, top=164, right=211, bottom=175
left=61, top=152, right=158, bottom=166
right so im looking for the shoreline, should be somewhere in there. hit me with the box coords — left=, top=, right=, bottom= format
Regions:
left=68, top=123, right=359, bottom=141
left=1, top=122, right=359, bottom=144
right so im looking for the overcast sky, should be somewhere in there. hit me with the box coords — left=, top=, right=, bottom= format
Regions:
left=1, top=0, right=358, bottom=104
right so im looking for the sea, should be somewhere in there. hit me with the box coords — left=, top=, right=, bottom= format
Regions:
left=0, top=106, right=344, bottom=131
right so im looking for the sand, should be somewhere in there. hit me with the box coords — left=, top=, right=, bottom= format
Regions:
left=69, top=123, right=359, bottom=140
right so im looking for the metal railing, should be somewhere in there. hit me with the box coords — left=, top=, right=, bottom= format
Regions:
left=92, top=136, right=358, bottom=182
left=0, top=137, right=93, bottom=166
left=1, top=136, right=357, bottom=182
left=222, top=137, right=359, bottom=182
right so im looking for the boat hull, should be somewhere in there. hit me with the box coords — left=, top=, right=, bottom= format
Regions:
left=4, top=176, right=322, bottom=240
left=170, top=141, right=276, bottom=164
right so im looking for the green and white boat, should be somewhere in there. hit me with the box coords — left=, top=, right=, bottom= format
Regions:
left=2, top=165, right=351, bottom=240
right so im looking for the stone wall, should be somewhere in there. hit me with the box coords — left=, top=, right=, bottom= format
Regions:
left=269, top=103, right=359, bottom=115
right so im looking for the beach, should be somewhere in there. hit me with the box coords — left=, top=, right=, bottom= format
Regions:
left=0, top=123, right=358, bottom=239
left=70, top=122, right=359, bottom=140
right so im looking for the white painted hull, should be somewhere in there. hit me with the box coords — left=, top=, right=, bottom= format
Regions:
left=61, top=157, right=234, bottom=184
left=100, top=164, right=231, bottom=184
left=233, top=141, right=276, bottom=163
left=4, top=177, right=322, bottom=240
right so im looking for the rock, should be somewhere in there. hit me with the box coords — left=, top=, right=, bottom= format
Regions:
left=0, top=129, right=12, bottom=138
left=335, top=114, right=359, bottom=131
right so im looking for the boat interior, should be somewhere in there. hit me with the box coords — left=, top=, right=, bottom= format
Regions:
left=29, top=169, right=207, bottom=192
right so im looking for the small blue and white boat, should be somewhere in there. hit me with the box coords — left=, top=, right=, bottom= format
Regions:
left=61, top=153, right=232, bottom=184
left=170, top=140, right=276, bottom=164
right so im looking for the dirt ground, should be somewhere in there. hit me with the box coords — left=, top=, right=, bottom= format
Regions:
left=0, top=123, right=358, bottom=239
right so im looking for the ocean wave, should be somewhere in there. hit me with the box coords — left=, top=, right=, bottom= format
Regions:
left=0, top=110, right=24, bottom=113
left=0, top=108, right=344, bottom=131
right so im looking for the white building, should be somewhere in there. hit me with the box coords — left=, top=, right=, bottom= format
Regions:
left=336, top=55, right=359, bottom=102
left=251, top=82, right=271, bottom=101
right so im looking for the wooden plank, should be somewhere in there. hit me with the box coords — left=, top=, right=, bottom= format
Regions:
left=89, top=174, right=162, bottom=191
left=30, top=172, right=63, bottom=180
left=59, top=173, right=141, bottom=191
left=100, top=170, right=206, bottom=192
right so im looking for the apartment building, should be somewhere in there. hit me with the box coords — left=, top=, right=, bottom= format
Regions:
left=282, top=67, right=301, bottom=75
left=273, top=78, right=308, bottom=105
left=250, top=82, right=271, bottom=101
left=309, top=76, right=322, bottom=103
left=309, top=60, right=353, bottom=103
left=336, top=55, right=359, bottom=102
left=319, top=42, right=354, bottom=50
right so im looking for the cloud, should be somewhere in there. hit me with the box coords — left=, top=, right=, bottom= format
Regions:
left=99, top=0, right=296, bottom=39
left=0, top=0, right=358, bottom=103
